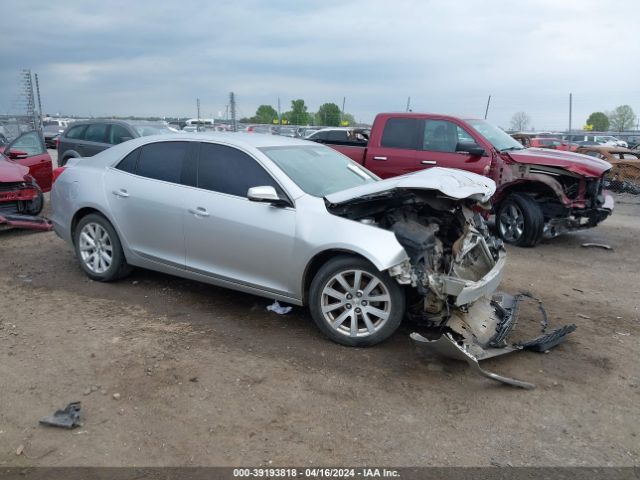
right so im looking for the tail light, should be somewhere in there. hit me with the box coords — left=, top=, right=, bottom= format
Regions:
left=52, top=166, right=66, bottom=184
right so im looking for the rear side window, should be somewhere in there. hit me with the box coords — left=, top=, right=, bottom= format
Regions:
left=381, top=118, right=420, bottom=149
left=65, top=125, right=87, bottom=139
left=197, top=143, right=280, bottom=197
left=116, top=148, right=140, bottom=173
left=136, top=142, right=189, bottom=183
left=327, top=130, right=348, bottom=141
left=84, top=124, right=109, bottom=143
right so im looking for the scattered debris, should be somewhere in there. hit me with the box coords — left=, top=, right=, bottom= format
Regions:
left=39, top=402, right=82, bottom=429
left=572, top=288, right=584, bottom=293
left=266, top=300, right=292, bottom=315
left=189, top=377, right=199, bottom=383
left=577, top=314, right=591, bottom=319
left=112, top=393, right=121, bottom=400
left=581, top=243, right=612, bottom=250
left=15, top=444, right=24, bottom=456
left=615, top=332, right=631, bottom=336
left=0, top=214, right=54, bottom=232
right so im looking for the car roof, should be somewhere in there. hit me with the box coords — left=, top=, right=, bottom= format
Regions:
left=123, top=132, right=316, bottom=150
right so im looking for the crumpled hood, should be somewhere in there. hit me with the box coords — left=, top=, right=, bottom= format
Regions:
left=507, top=148, right=611, bottom=177
left=325, top=167, right=496, bottom=204
left=0, top=156, right=29, bottom=183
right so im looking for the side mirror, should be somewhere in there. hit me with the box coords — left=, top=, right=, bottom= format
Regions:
left=247, top=186, right=290, bottom=207
left=456, top=142, right=485, bottom=157
left=8, top=149, right=29, bottom=160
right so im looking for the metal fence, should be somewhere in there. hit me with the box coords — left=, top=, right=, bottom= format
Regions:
left=0, top=115, right=41, bottom=144
left=605, top=163, right=640, bottom=195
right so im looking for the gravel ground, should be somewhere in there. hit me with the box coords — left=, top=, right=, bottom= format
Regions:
left=0, top=151, right=638, bottom=467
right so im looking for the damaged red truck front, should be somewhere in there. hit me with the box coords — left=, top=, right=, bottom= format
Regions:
left=321, top=113, right=614, bottom=246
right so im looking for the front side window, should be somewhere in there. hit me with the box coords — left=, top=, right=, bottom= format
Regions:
left=65, top=125, right=87, bottom=139
left=84, top=124, right=109, bottom=143
left=381, top=118, right=420, bottom=149
left=327, top=130, right=348, bottom=141
left=197, top=143, right=280, bottom=197
left=10, top=131, right=45, bottom=156
left=136, top=141, right=189, bottom=183
left=422, top=119, right=466, bottom=153
left=109, top=124, right=133, bottom=144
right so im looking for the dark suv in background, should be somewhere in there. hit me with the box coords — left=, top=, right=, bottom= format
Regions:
left=57, top=119, right=178, bottom=166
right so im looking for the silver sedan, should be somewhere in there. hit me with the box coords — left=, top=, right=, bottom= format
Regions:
left=51, top=133, right=505, bottom=350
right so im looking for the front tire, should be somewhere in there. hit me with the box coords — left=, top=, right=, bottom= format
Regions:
left=309, top=256, right=405, bottom=347
left=24, top=184, right=43, bottom=216
left=74, top=213, right=132, bottom=282
left=496, top=193, right=544, bottom=247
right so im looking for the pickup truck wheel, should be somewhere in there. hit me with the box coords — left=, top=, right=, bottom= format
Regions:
left=74, top=213, right=132, bottom=282
left=496, top=193, right=544, bottom=247
left=309, top=256, right=405, bottom=347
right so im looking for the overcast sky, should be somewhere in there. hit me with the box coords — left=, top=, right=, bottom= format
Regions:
left=1, top=0, right=639, bottom=129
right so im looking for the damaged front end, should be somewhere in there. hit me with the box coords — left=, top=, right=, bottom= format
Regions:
left=328, top=183, right=574, bottom=389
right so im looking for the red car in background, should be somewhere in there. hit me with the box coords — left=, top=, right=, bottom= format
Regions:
left=0, top=131, right=53, bottom=192
left=0, top=131, right=53, bottom=217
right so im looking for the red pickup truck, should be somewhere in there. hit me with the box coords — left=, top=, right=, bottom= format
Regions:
left=319, top=113, right=613, bottom=246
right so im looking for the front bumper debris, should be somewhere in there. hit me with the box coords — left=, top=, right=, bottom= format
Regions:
left=0, top=214, right=53, bottom=232
left=411, top=292, right=576, bottom=389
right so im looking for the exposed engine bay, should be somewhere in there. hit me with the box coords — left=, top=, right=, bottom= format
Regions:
left=329, top=189, right=576, bottom=388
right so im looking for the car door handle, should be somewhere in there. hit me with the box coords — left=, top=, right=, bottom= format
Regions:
left=421, top=160, right=437, bottom=165
left=188, top=207, right=210, bottom=217
left=372, top=156, right=388, bottom=161
left=112, top=189, right=129, bottom=198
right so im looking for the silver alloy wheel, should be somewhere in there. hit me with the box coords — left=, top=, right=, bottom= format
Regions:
left=79, top=222, right=113, bottom=274
left=498, top=203, right=525, bottom=242
left=320, top=269, right=392, bottom=338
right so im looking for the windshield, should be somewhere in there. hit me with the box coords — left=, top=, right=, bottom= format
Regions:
left=466, top=119, right=525, bottom=152
left=259, top=145, right=378, bottom=197
left=134, top=125, right=179, bottom=136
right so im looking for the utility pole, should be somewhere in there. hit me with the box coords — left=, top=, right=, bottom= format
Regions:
left=229, top=92, right=237, bottom=132
left=568, top=93, right=572, bottom=133
left=406, top=96, right=411, bottom=112
left=484, top=95, right=491, bottom=120
left=196, top=98, right=201, bottom=132
left=277, top=97, right=281, bottom=125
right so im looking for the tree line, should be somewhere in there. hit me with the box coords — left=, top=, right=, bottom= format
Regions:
left=240, top=100, right=357, bottom=127
left=510, top=104, right=638, bottom=132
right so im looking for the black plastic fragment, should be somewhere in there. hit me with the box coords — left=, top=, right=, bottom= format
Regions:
left=39, top=401, right=82, bottom=429
left=518, top=324, right=577, bottom=352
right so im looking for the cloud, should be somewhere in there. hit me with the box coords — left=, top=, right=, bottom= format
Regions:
left=1, top=0, right=639, bottom=128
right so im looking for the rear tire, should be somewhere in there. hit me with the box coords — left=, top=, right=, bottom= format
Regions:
left=496, top=193, right=544, bottom=247
left=74, top=213, right=132, bottom=282
left=309, top=255, right=405, bottom=347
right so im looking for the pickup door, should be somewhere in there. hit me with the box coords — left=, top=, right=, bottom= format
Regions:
left=365, top=116, right=491, bottom=177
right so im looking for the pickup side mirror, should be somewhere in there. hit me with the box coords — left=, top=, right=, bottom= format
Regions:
left=247, top=186, right=291, bottom=207
left=455, top=142, right=485, bottom=157
left=8, top=149, right=29, bottom=160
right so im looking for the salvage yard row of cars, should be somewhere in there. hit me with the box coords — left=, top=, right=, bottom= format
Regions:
left=0, top=112, right=625, bottom=387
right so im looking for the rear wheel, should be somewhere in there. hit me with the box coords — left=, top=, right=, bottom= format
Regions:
left=74, top=213, right=132, bottom=282
left=309, top=256, right=405, bottom=347
left=496, top=193, right=544, bottom=247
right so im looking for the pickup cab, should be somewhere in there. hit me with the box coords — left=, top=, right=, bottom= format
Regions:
left=319, top=113, right=614, bottom=247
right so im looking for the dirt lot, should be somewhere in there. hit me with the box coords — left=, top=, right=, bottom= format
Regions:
left=1, top=153, right=639, bottom=467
